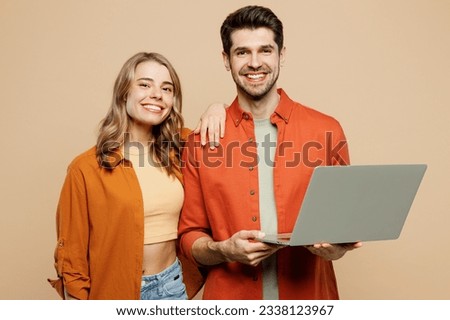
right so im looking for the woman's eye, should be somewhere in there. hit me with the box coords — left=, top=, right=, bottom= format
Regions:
left=163, top=87, right=173, bottom=93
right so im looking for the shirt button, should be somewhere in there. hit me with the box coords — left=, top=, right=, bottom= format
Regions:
left=249, top=166, right=254, bottom=171
left=250, top=190, right=255, bottom=195
left=252, top=216, right=258, bottom=222
left=243, top=114, right=249, bottom=120
left=248, top=138, right=254, bottom=143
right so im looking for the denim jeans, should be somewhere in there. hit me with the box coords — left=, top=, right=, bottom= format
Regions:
left=140, top=258, right=187, bottom=300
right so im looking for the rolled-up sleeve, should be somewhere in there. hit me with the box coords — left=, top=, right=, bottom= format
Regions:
left=178, top=134, right=212, bottom=265
left=329, top=120, right=350, bottom=166
left=52, top=165, right=91, bottom=299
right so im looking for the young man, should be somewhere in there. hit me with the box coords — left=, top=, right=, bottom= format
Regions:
left=179, top=5, right=361, bottom=299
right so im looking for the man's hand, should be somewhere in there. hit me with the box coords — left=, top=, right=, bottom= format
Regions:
left=192, top=230, right=282, bottom=267
left=217, top=230, right=282, bottom=266
left=305, top=242, right=362, bottom=261
left=193, top=103, right=228, bottom=149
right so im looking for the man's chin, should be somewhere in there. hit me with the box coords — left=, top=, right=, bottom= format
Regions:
left=240, top=85, right=273, bottom=101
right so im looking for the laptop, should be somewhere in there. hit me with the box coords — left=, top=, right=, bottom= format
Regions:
left=259, top=164, right=427, bottom=246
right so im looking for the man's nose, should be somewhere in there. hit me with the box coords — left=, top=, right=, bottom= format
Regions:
left=248, top=53, right=262, bottom=69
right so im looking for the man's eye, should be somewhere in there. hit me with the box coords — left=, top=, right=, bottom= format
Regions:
left=163, top=87, right=173, bottom=92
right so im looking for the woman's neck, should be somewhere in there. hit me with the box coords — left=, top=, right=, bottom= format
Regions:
left=127, top=122, right=153, bottom=145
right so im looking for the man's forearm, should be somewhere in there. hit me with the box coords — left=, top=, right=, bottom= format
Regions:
left=192, top=236, right=229, bottom=266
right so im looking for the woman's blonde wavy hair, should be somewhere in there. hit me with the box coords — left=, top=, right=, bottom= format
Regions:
left=96, top=52, right=184, bottom=177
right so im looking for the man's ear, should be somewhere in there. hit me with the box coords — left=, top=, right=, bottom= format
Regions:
left=222, top=51, right=231, bottom=71
left=280, top=46, right=286, bottom=67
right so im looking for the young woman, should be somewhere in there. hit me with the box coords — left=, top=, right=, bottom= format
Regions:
left=48, top=52, right=224, bottom=300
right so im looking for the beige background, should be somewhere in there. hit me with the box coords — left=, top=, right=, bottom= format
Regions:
left=1, top=0, right=449, bottom=299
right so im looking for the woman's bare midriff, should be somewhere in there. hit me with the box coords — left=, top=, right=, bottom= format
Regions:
left=142, top=239, right=177, bottom=275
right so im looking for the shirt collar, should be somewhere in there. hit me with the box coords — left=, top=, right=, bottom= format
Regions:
left=102, top=149, right=126, bottom=169
left=229, top=88, right=294, bottom=126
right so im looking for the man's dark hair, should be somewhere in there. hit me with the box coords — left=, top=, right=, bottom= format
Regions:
left=220, top=5, right=284, bottom=56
